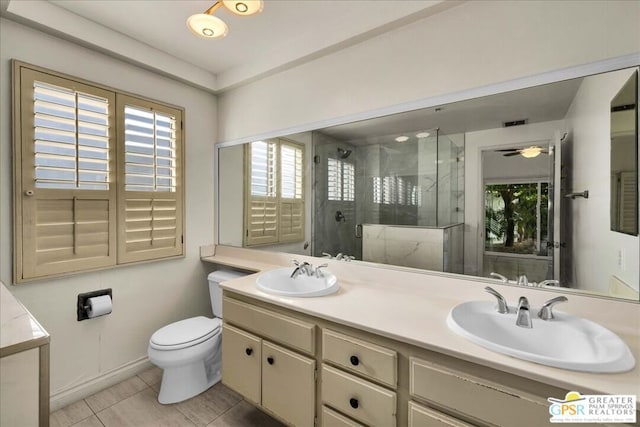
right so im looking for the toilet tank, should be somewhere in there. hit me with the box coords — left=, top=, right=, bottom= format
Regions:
left=207, top=270, right=248, bottom=317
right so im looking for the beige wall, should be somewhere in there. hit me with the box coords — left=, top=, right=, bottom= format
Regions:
left=217, top=0, right=640, bottom=142
left=0, top=18, right=218, bottom=404
left=565, top=68, right=639, bottom=293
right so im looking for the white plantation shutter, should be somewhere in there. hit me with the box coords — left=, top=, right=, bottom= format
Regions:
left=279, top=141, right=304, bottom=242
left=245, top=141, right=279, bottom=245
left=327, top=158, right=354, bottom=202
left=619, top=171, right=637, bottom=233
left=245, top=139, right=305, bottom=246
left=117, top=95, right=184, bottom=263
left=328, top=158, right=342, bottom=201
left=17, top=67, right=117, bottom=279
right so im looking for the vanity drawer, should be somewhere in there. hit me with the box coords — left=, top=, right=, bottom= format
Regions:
left=322, top=329, right=397, bottom=388
left=223, top=297, right=315, bottom=354
left=322, top=406, right=365, bottom=427
left=409, top=358, right=549, bottom=427
left=321, top=364, right=396, bottom=427
left=408, top=401, right=473, bottom=427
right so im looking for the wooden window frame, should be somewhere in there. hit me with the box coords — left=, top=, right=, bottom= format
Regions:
left=12, top=60, right=185, bottom=283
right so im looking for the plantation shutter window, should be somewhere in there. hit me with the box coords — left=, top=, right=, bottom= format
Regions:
left=244, top=138, right=305, bottom=246
left=245, top=140, right=279, bottom=246
left=13, top=61, right=185, bottom=282
left=328, top=158, right=354, bottom=202
left=279, top=141, right=304, bottom=243
left=117, top=95, right=184, bottom=263
left=16, top=67, right=117, bottom=280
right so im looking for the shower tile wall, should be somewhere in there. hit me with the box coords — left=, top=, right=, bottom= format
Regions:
left=362, top=224, right=464, bottom=272
left=312, top=132, right=359, bottom=258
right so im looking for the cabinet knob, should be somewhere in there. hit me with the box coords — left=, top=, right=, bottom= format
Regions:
left=349, top=398, right=359, bottom=409
left=245, top=347, right=253, bottom=356
left=350, top=355, right=359, bottom=366
left=267, top=356, right=274, bottom=365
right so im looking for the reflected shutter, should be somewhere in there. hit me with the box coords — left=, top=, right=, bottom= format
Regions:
left=279, top=141, right=304, bottom=242
left=245, top=141, right=279, bottom=245
left=117, top=94, right=184, bottom=263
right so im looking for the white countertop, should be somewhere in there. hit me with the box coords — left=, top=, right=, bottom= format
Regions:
left=0, top=281, right=49, bottom=357
left=204, top=245, right=640, bottom=400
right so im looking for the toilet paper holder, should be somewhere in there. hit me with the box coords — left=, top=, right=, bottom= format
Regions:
left=77, top=289, right=112, bottom=321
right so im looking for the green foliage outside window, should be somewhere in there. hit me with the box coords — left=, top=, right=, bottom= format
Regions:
left=485, top=183, right=549, bottom=255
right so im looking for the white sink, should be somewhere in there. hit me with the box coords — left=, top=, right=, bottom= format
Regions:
left=447, top=300, right=635, bottom=373
left=256, top=268, right=339, bottom=297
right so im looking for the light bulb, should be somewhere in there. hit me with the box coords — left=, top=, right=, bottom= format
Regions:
left=222, top=0, right=264, bottom=16
left=187, top=14, right=229, bottom=39
left=520, top=146, right=542, bottom=158
left=395, top=136, right=409, bottom=142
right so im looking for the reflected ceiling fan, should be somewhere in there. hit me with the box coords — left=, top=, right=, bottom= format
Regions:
left=495, top=145, right=548, bottom=158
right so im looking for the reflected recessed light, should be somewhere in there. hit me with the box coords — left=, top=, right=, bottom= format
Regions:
left=395, top=136, right=409, bottom=142
left=416, top=132, right=430, bottom=138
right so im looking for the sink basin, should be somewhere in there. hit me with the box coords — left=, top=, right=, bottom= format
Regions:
left=447, top=301, right=635, bottom=373
left=256, top=268, right=339, bottom=297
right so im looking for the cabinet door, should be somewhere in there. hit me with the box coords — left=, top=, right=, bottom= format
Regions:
left=408, top=401, right=473, bottom=427
left=262, top=340, right=316, bottom=427
left=222, top=324, right=261, bottom=404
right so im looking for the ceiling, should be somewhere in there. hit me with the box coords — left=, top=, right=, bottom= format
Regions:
left=319, top=77, right=583, bottom=145
left=1, top=0, right=460, bottom=92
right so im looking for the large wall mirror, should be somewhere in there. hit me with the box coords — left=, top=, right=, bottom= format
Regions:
left=217, top=65, right=640, bottom=302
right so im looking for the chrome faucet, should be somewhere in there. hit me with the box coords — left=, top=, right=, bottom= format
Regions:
left=517, top=275, right=530, bottom=287
left=484, top=286, right=508, bottom=314
left=537, top=279, right=560, bottom=287
left=515, top=296, right=532, bottom=328
left=290, top=260, right=313, bottom=278
left=538, top=296, right=568, bottom=320
left=489, top=272, right=508, bottom=283
left=314, top=263, right=328, bottom=278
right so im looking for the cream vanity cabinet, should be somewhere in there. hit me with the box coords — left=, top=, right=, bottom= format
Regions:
left=221, top=292, right=620, bottom=427
left=221, top=297, right=316, bottom=427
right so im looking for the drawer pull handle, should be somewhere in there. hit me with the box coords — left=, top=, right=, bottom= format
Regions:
left=267, top=356, right=274, bottom=365
left=349, top=398, right=359, bottom=409
left=245, top=347, right=253, bottom=356
left=350, top=355, right=359, bottom=366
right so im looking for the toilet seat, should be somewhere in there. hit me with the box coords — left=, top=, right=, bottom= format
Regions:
left=150, top=316, right=221, bottom=351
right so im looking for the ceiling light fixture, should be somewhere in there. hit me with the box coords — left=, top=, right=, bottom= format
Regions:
left=187, top=0, right=263, bottom=39
left=520, top=146, right=543, bottom=158
left=395, top=136, right=409, bottom=142
left=415, top=132, right=430, bottom=138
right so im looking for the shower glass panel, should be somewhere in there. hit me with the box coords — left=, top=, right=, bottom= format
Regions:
left=312, top=129, right=465, bottom=266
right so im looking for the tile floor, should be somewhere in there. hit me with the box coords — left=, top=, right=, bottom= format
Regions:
left=50, top=367, right=285, bottom=427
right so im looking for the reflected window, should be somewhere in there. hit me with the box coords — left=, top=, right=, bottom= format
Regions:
left=245, top=138, right=305, bottom=246
left=328, top=158, right=354, bottom=201
left=485, top=182, right=549, bottom=256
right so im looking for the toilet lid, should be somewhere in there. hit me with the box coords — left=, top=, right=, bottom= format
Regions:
left=150, top=316, right=221, bottom=350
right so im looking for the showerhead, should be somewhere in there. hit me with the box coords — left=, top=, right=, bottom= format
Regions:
left=337, top=147, right=352, bottom=159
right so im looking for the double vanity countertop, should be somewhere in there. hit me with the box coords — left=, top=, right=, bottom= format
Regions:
left=202, top=245, right=640, bottom=401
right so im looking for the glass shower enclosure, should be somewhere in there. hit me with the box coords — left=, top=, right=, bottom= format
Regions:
left=312, top=128, right=465, bottom=272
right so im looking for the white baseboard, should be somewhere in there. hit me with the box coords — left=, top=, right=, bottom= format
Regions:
left=50, top=357, right=153, bottom=412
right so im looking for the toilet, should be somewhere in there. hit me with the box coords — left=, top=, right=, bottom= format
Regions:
left=148, top=270, right=247, bottom=404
